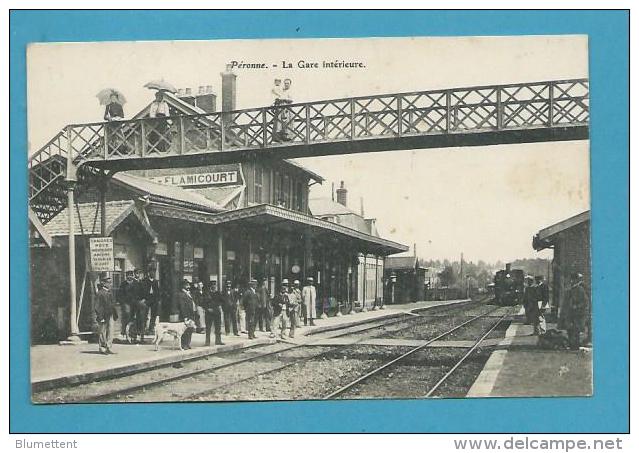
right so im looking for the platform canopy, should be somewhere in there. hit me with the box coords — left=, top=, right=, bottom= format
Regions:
left=147, top=202, right=408, bottom=257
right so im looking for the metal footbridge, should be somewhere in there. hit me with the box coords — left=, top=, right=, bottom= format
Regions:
left=29, top=78, right=589, bottom=224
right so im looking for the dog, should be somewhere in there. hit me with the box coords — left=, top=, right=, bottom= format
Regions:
left=124, top=319, right=141, bottom=344
left=152, top=316, right=197, bottom=351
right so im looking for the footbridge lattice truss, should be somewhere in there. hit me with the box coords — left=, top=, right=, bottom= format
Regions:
left=29, top=79, right=589, bottom=224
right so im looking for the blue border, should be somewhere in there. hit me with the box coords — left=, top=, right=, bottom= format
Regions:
left=10, top=10, right=629, bottom=433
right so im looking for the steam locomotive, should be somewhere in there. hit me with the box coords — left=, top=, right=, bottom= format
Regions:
left=493, top=263, right=524, bottom=306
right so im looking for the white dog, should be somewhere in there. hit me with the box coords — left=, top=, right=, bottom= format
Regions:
left=152, top=316, right=197, bottom=351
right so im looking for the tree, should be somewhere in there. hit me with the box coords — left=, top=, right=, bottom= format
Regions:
left=439, top=265, right=457, bottom=287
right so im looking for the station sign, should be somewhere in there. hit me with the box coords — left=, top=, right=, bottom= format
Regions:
left=148, top=171, right=238, bottom=188
left=89, top=237, right=114, bottom=272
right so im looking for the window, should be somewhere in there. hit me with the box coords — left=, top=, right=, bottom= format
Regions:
left=254, top=166, right=263, bottom=204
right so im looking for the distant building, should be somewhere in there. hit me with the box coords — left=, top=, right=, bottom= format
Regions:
left=533, top=210, right=590, bottom=315
left=424, top=266, right=442, bottom=289
left=383, top=256, right=426, bottom=304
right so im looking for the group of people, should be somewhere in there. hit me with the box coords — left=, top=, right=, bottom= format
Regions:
left=94, top=269, right=320, bottom=354
left=177, top=276, right=318, bottom=349
left=104, top=79, right=296, bottom=150
left=103, top=90, right=172, bottom=154
left=522, top=272, right=591, bottom=350
left=94, top=267, right=161, bottom=354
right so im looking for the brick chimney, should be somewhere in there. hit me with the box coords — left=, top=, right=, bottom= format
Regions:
left=178, top=85, right=217, bottom=113
left=179, top=87, right=195, bottom=107
left=195, top=85, right=216, bottom=113
left=336, top=181, right=347, bottom=207
left=221, top=64, right=237, bottom=112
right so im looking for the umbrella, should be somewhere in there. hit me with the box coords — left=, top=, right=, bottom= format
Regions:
left=144, top=79, right=177, bottom=93
left=96, top=88, right=127, bottom=106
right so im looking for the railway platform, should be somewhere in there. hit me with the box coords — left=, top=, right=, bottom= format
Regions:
left=31, top=298, right=468, bottom=392
left=467, top=314, right=593, bottom=398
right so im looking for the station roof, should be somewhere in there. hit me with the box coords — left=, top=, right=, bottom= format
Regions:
left=43, top=200, right=157, bottom=241
left=113, top=172, right=225, bottom=213
left=147, top=203, right=408, bottom=256
left=385, top=256, right=425, bottom=271
left=309, top=198, right=360, bottom=216
left=533, top=210, right=590, bottom=250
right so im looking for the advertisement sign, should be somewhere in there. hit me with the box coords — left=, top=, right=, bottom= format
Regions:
left=89, top=237, right=114, bottom=272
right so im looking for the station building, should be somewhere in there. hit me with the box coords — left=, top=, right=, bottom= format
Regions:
left=29, top=85, right=407, bottom=342
left=532, top=210, right=591, bottom=318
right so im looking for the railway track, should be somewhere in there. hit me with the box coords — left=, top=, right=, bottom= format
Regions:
left=139, top=306, right=506, bottom=402
left=324, top=312, right=507, bottom=399
left=33, top=300, right=488, bottom=403
left=182, top=307, right=503, bottom=402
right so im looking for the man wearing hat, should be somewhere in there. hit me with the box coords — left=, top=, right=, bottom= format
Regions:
left=289, top=280, right=302, bottom=336
left=271, top=280, right=290, bottom=339
left=302, top=277, right=317, bottom=326
left=202, top=280, right=224, bottom=346
left=177, top=279, right=196, bottom=349
left=132, top=268, right=147, bottom=342
left=242, top=279, right=260, bottom=340
left=140, top=265, right=161, bottom=334
left=565, top=273, right=589, bottom=350
left=222, top=281, right=239, bottom=336
left=116, top=270, right=136, bottom=339
left=95, top=273, right=117, bottom=354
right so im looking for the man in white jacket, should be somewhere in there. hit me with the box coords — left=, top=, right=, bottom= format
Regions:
left=302, top=277, right=317, bottom=326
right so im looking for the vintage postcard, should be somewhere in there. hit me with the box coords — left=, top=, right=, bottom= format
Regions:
left=27, top=35, right=591, bottom=403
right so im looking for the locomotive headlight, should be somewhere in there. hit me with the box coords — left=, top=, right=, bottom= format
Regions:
left=506, top=274, right=511, bottom=278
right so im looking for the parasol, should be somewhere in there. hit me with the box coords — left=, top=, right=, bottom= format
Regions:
left=144, top=79, right=178, bottom=93
left=96, top=88, right=127, bottom=105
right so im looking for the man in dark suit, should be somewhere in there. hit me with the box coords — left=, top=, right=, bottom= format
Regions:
left=222, top=281, right=239, bottom=336
left=116, top=270, right=136, bottom=338
left=177, top=279, right=196, bottom=349
left=202, top=280, right=224, bottom=346
left=132, top=268, right=147, bottom=343
left=95, top=273, right=117, bottom=354
left=140, top=266, right=161, bottom=334
left=242, top=279, right=259, bottom=339
left=566, top=273, right=589, bottom=350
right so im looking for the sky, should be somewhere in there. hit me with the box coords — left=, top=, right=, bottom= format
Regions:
left=26, top=36, right=590, bottom=263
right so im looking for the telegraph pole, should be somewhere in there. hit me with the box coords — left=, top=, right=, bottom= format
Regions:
left=460, top=252, right=464, bottom=296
